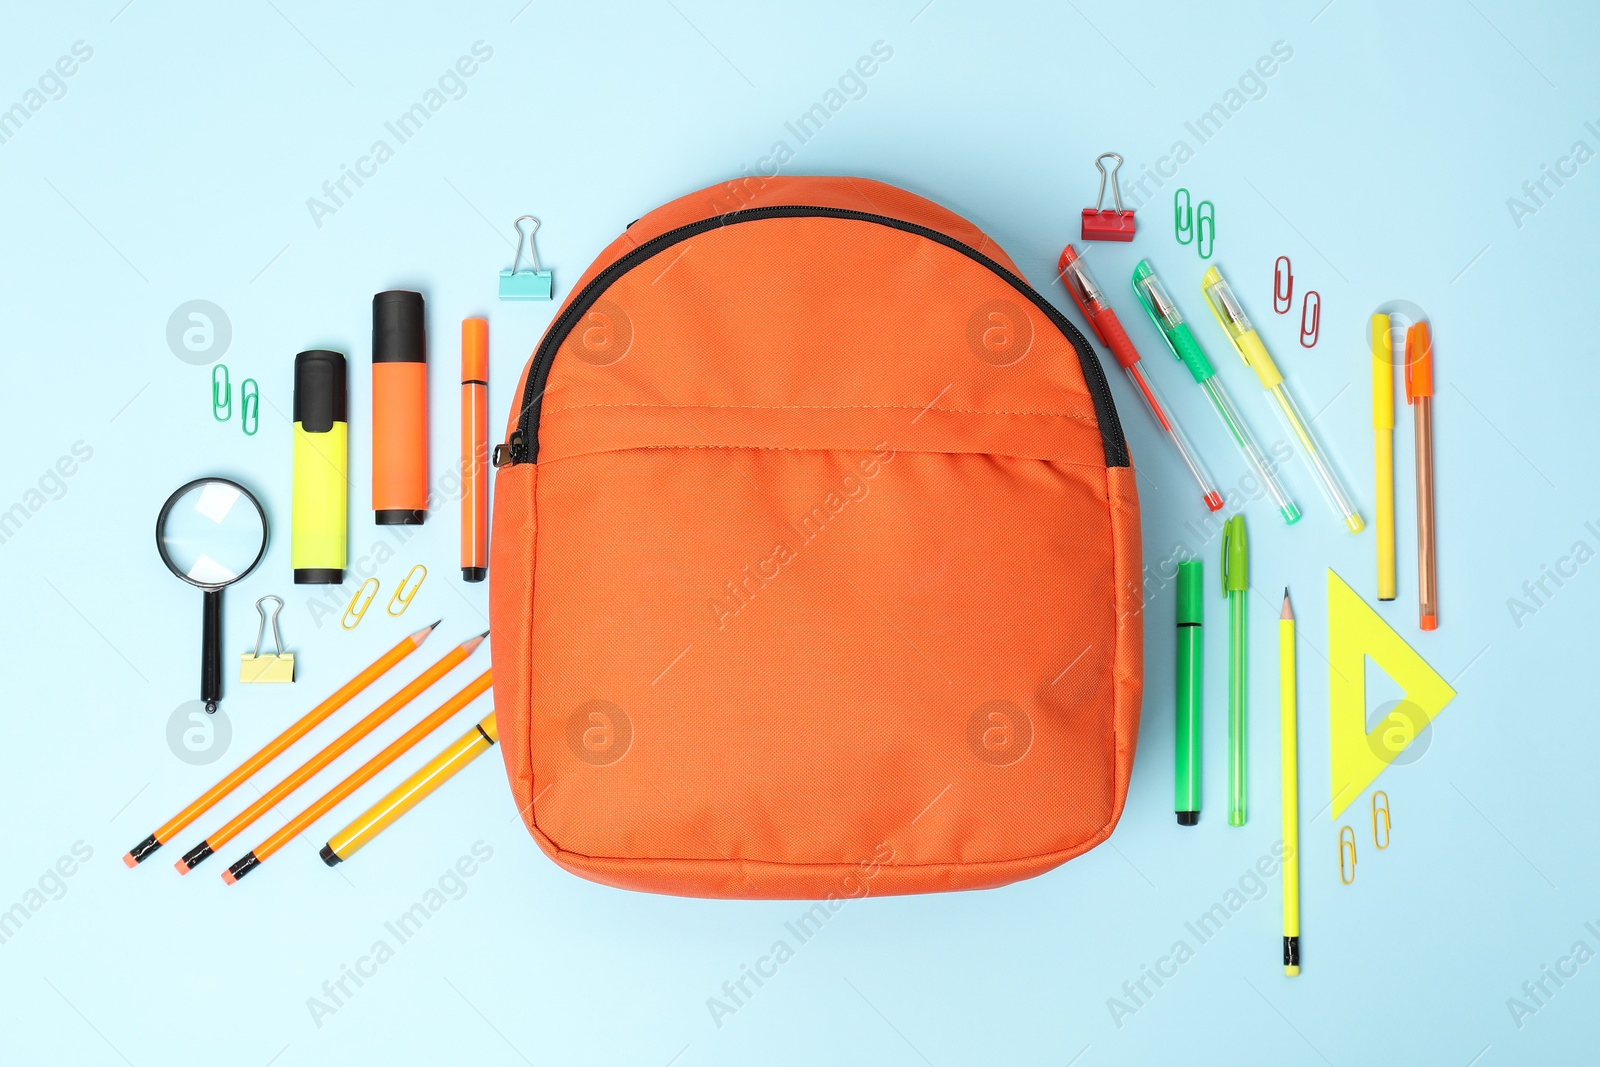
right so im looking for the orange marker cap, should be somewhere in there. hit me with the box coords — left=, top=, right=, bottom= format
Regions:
left=462, top=317, right=488, bottom=382
left=1404, top=322, right=1433, bottom=402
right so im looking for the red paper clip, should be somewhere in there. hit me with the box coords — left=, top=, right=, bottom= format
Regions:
left=1273, top=256, right=1293, bottom=314
left=1081, top=152, right=1136, bottom=242
left=1300, top=290, right=1321, bottom=347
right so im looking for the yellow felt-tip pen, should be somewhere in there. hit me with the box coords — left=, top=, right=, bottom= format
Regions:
left=320, top=711, right=498, bottom=865
left=1372, top=315, right=1396, bottom=600
left=1280, top=590, right=1300, bottom=976
left=1201, top=266, right=1365, bottom=534
left=292, top=350, right=348, bottom=584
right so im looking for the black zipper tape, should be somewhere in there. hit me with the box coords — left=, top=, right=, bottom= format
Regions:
left=507, top=206, right=1128, bottom=468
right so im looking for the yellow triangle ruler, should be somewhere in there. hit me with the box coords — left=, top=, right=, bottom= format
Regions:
left=1328, top=569, right=1455, bottom=818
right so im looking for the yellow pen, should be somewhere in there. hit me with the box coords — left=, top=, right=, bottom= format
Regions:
left=320, top=712, right=498, bottom=865
left=1372, top=315, right=1396, bottom=600
left=1201, top=266, right=1365, bottom=534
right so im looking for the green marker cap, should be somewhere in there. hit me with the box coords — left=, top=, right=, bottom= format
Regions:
left=1221, top=515, right=1249, bottom=593
left=1176, top=560, right=1204, bottom=624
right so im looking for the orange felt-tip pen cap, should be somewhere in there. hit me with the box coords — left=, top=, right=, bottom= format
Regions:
left=462, top=317, right=488, bottom=382
left=373, top=290, right=429, bottom=525
left=1404, top=322, right=1433, bottom=402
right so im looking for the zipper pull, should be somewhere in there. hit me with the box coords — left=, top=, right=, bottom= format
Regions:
left=492, top=429, right=522, bottom=467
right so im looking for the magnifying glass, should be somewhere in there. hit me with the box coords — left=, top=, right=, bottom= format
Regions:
left=156, top=478, right=268, bottom=714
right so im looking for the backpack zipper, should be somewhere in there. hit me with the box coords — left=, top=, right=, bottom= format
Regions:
left=499, top=205, right=1129, bottom=468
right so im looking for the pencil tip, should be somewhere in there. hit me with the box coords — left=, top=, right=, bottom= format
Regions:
left=411, top=620, right=441, bottom=645
left=1280, top=590, right=1293, bottom=620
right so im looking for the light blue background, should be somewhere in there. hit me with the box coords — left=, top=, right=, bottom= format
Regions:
left=2, top=1, right=1597, bottom=1064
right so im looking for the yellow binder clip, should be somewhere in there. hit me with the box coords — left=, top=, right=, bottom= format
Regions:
left=1339, top=825, right=1357, bottom=885
left=343, top=578, right=379, bottom=630
left=387, top=564, right=426, bottom=616
left=1372, top=791, right=1391, bottom=850
left=240, top=596, right=295, bottom=682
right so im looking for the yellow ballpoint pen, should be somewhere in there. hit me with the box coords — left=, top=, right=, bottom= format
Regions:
left=1201, top=266, right=1365, bottom=534
left=1372, top=315, right=1396, bottom=600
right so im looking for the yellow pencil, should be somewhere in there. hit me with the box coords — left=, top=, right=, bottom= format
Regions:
left=1373, top=315, right=1396, bottom=601
left=321, top=712, right=499, bottom=865
left=1280, top=590, right=1300, bottom=976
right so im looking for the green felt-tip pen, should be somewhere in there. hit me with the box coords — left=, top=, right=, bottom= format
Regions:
left=1132, top=261, right=1301, bottom=525
left=1221, top=515, right=1249, bottom=827
left=1175, top=560, right=1203, bottom=826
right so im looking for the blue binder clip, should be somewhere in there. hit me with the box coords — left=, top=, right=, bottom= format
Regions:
left=498, top=215, right=553, bottom=301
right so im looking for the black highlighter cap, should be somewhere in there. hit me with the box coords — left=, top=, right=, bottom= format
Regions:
left=373, top=290, right=426, bottom=364
left=293, top=350, right=348, bottom=433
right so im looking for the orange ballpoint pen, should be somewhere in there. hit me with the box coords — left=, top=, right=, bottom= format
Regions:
left=1405, top=322, right=1437, bottom=630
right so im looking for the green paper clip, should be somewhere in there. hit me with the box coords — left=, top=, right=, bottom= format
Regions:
left=212, top=364, right=232, bottom=421
left=240, top=378, right=260, bottom=436
left=498, top=215, right=553, bottom=301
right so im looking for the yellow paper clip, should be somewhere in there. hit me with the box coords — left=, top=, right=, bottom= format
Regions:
left=343, top=578, right=378, bottom=630
left=1372, top=790, right=1391, bottom=850
left=240, top=596, right=295, bottom=682
left=387, top=565, right=426, bottom=616
left=1339, top=825, right=1357, bottom=885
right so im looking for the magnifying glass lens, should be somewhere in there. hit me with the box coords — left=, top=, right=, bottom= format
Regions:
left=159, top=481, right=267, bottom=585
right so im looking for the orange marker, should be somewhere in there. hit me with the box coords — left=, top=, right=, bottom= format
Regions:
left=175, top=630, right=487, bottom=872
left=461, top=317, right=489, bottom=581
left=373, top=290, right=428, bottom=525
left=122, top=623, right=437, bottom=867
left=223, top=671, right=492, bottom=883
left=1406, top=322, right=1438, bottom=630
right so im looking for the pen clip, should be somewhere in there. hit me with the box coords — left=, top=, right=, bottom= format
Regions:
left=1219, top=519, right=1233, bottom=595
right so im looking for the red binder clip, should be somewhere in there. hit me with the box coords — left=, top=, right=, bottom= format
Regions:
left=1081, top=152, right=1136, bottom=242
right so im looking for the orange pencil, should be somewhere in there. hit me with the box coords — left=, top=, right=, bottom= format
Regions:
left=123, top=622, right=437, bottom=867
left=223, top=670, right=492, bottom=883
left=461, top=317, right=489, bottom=581
left=176, top=630, right=487, bottom=872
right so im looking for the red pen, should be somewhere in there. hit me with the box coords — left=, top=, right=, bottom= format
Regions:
left=1058, top=245, right=1224, bottom=512
left=461, top=318, right=489, bottom=581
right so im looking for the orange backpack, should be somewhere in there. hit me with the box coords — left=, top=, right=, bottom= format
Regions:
left=490, top=176, right=1143, bottom=899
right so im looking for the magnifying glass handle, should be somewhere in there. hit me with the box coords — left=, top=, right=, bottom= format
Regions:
left=202, top=589, right=222, bottom=714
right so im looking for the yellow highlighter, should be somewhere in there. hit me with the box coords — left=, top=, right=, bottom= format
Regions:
left=1201, top=266, right=1365, bottom=534
left=1372, top=315, right=1396, bottom=600
left=320, top=712, right=498, bottom=865
left=292, top=350, right=348, bottom=584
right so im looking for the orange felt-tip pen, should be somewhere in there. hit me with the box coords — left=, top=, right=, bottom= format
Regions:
left=1406, top=321, right=1438, bottom=630
left=461, top=317, right=489, bottom=581
left=373, top=290, right=428, bottom=525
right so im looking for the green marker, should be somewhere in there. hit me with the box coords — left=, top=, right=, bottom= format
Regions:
left=1132, top=261, right=1301, bottom=525
left=1221, top=515, right=1249, bottom=826
left=1175, top=560, right=1204, bottom=826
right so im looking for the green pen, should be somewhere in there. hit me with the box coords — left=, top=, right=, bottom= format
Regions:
left=1175, top=560, right=1203, bottom=826
left=1221, top=515, right=1249, bottom=826
left=1132, top=261, right=1301, bottom=525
